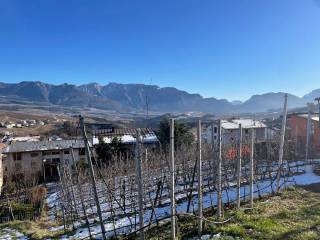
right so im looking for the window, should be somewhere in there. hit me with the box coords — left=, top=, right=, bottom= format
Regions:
left=15, top=162, right=22, bottom=171
left=214, top=127, right=217, bottom=133
left=13, top=152, right=22, bottom=161
left=214, top=136, right=217, bottom=140
left=52, top=158, right=60, bottom=163
left=42, top=151, right=51, bottom=156
left=12, top=173, right=24, bottom=182
left=64, top=150, right=70, bottom=155
left=31, top=161, right=37, bottom=167
left=31, top=152, right=39, bottom=157
left=52, top=151, right=60, bottom=155
left=245, top=129, right=249, bottom=134
left=79, top=148, right=85, bottom=156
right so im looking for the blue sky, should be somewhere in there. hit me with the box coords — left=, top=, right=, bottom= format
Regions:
left=0, top=0, right=320, bottom=101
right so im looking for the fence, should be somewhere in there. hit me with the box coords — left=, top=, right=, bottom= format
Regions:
left=46, top=112, right=319, bottom=239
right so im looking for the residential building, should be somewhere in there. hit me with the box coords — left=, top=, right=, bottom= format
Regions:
left=1, top=140, right=88, bottom=185
left=289, top=113, right=320, bottom=156
left=203, top=119, right=268, bottom=145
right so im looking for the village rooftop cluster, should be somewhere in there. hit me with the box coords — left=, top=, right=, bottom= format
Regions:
left=0, top=119, right=46, bottom=129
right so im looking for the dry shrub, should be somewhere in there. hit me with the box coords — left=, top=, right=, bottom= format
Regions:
left=30, top=186, right=47, bottom=207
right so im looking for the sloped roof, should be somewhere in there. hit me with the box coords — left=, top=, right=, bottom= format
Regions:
left=94, top=128, right=155, bottom=137
left=221, top=120, right=239, bottom=130
left=297, top=114, right=319, bottom=122
left=3, top=140, right=87, bottom=153
left=93, top=133, right=159, bottom=145
left=231, top=119, right=267, bottom=128
left=211, top=119, right=267, bottom=130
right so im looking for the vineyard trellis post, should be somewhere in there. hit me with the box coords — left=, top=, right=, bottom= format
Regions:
left=276, top=93, right=288, bottom=193
left=237, top=124, right=242, bottom=209
left=170, top=118, right=176, bottom=240
left=197, top=120, right=203, bottom=236
left=250, top=128, right=255, bottom=209
left=79, top=115, right=107, bottom=240
left=63, top=158, right=79, bottom=219
left=217, top=120, right=222, bottom=219
left=56, top=165, right=70, bottom=231
left=305, top=103, right=312, bottom=162
left=145, top=148, right=148, bottom=166
left=135, top=130, right=145, bottom=240
left=70, top=146, right=93, bottom=239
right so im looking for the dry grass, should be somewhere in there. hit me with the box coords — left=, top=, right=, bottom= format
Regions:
left=142, top=186, right=320, bottom=240
left=0, top=219, right=64, bottom=239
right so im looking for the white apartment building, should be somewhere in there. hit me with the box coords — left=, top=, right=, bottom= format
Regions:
left=203, top=119, right=268, bottom=145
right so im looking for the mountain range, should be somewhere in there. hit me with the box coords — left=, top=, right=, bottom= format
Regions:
left=0, top=81, right=318, bottom=114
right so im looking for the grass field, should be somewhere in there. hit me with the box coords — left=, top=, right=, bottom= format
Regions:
left=143, top=184, right=320, bottom=240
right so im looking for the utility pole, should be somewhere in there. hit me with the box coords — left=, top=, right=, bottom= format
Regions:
left=135, top=130, right=145, bottom=240
left=237, top=124, right=242, bottom=209
left=170, top=118, right=176, bottom=240
left=79, top=116, right=107, bottom=240
left=217, top=120, right=222, bottom=219
left=250, top=128, right=255, bottom=209
left=315, top=97, right=320, bottom=128
left=276, top=94, right=288, bottom=193
left=197, top=120, right=202, bottom=237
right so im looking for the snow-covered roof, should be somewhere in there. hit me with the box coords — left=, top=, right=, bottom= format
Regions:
left=221, top=120, right=239, bottom=130
left=9, top=136, right=41, bottom=142
left=93, top=128, right=159, bottom=145
left=93, top=133, right=159, bottom=145
left=208, top=119, right=267, bottom=130
left=297, top=114, right=319, bottom=122
left=231, top=119, right=267, bottom=128
left=4, top=140, right=87, bottom=153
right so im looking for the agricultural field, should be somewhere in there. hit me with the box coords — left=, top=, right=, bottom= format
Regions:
left=0, top=183, right=320, bottom=239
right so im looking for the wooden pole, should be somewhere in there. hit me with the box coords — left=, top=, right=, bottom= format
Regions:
left=305, top=103, right=312, bottom=162
left=250, top=128, right=255, bottom=209
left=237, top=124, right=242, bottom=209
left=170, top=118, right=176, bottom=240
left=211, top=123, right=215, bottom=147
left=62, top=160, right=78, bottom=229
left=56, top=165, right=69, bottom=231
left=135, top=130, right=145, bottom=240
left=315, top=97, right=320, bottom=128
left=197, top=120, right=203, bottom=237
left=217, top=120, right=222, bottom=219
left=79, top=116, right=107, bottom=240
left=70, top=147, right=93, bottom=239
left=145, top=148, right=148, bottom=166
left=276, top=94, right=288, bottom=193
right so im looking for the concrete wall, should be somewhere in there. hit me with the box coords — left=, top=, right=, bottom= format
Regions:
left=2, top=148, right=86, bottom=184
left=203, top=125, right=267, bottom=145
